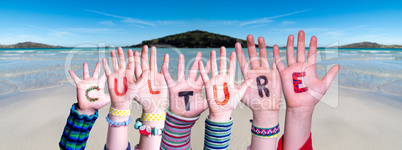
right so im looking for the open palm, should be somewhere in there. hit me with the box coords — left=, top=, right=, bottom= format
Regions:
left=69, top=62, right=110, bottom=114
left=273, top=30, right=340, bottom=109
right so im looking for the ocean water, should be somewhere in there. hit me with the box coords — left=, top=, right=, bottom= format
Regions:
left=0, top=47, right=401, bottom=97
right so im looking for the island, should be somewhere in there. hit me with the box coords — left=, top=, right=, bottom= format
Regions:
left=339, top=42, right=402, bottom=48
left=0, top=42, right=64, bottom=48
left=126, top=30, right=250, bottom=48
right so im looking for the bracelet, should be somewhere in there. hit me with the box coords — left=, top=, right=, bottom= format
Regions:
left=134, top=118, right=163, bottom=136
left=140, top=113, right=165, bottom=121
left=250, top=119, right=280, bottom=138
left=109, top=107, right=131, bottom=117
left=106, top=115, right=132, bottom=127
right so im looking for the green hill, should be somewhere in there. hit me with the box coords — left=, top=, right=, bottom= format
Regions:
left=340, top=42, right=402, bottom=48
left=0, top=42, right=63, bottom=48
left=127, top=30, right=249, bottom=48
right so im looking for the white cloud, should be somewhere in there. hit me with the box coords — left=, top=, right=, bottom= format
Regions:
left=85, top=9, right=155, bottom=27
left=279, top=21, right=296, bottom=26
left=99, top=21, right=115, bottom=26
left=240, top=9, right=310, bottom=27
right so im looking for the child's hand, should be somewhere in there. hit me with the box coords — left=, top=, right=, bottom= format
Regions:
left=199, top=47, right=252, bottom=122
left=273, top=30, right=340, bottom=111
left=161, top=52, right=210, bottom=118
left=102, top=47, right=139, bottom=110
left=69, top=62, right=110, bottom=115
left=131, top=45, right=169, bottom=113
left=235, top=35, right=281, bottom=113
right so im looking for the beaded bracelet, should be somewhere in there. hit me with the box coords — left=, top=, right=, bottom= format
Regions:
left=140, top=113, right=165, bottom=122
left=134, top=118, right=163, bottom=136
left=106, top=115, right=132, bottom=127
left=109, top=107, right=131, bottom=117
left=250, top=119, right=280, bottom=138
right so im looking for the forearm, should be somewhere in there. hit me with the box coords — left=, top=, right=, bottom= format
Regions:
left=283, top=107, right=314, bottom=150
left=106, top=115, right=129, bottom=150
left=249, top=111, right=279, bottom=150
left=138, top=109, right=166, bottom=150
left=161, top=109, right=199, bottom=150
left=59, top=103, right=98, bottom=150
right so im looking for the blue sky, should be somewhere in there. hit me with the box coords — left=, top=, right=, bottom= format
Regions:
left=1, top=0, right=401, bottom=47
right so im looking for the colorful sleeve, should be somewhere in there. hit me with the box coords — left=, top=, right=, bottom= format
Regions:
left=203, top=117, right=233, bottom=150
left=161, top=109, right=200, bottom=150
left=59, top=103, right=98, bottom=150
left=276, top=133, right=313, bottom=150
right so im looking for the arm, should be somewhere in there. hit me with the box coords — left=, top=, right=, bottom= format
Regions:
left=160, top=52, right=210, bottom=149
left=60, top=63, right=110, bottom=150
left=132, top=46, right=169, bottom=149
left=273, top=30, right=340, bottom=149
left=103, top=47, right=135, bottom=150
left=235, top=35, right=281, bottom=150
left=198, top=47, right=252, bottom=149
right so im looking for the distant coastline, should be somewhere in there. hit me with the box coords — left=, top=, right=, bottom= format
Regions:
left=2, top=32, right=402, bottom=49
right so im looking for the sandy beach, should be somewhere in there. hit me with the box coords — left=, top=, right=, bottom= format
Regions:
left=0, top=82, right=401, bottom=150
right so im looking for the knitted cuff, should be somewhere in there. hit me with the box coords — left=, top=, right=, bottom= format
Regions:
left=203, top=116, right=233, bottom=150
left=161, top=109, right=200, bottom=150
left=59, top=103, right=98, bottom=150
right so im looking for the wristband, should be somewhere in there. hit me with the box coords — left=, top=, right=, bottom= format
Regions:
left=134, top=118, right=163, bottom=136
left=109, top=107, right=131, bottom=117
left=250, top=119, right=280, bottom=138
left=204, top=116, right=233, bottom=150
left=141, top=113, right=165, bottom=122
left=106, top=115, right=132, bottom=127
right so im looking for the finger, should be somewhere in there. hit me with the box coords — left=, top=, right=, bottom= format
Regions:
left=189, top=52, right=202, bottom=81
left=196, top=59, right=210, bottom=84
left=141, top=45, right=149, bottom=71
left=102, top=58, right=111, bottom=76
left=307, top=36, right=317, bottom=65
left=150, top=46, right=157, bottom=71
left=177, top=54, right=185, bottom=82
left=273, top=45, right=286, bottom=72
left=161, top=53, right=169, bottom=73
left=111, top=50, right=118, bottom=72
left=219, top=46, right=227, bottom=75
left=83, top=63, right=90, bottom=80
left=128, top=49, right=135, bottom=71
left=198, top=61, right=210, bottom=82
left=297, top=30, right=306, bottom=63
left=118, top=47, right=126, bottom=70
left=235, top=42, right=250, bottom=78
left=286, top=35, right=296, bottom=66
left=211, top=50, right=218, bottom=77
left=92, top=62, right=100, bottom=78
left=161, top=65, right=174, bottom=87
left=247, top=34, right=259, bottom=69
left=100, top=72, right=107, bottom=85
left=258, top=37, right=269, bottom=69
left=69, top=69, right=81, bottom=83
left=134, top=51, right=142, bottom=78
left=322, top=65, right=340, bottom=90
left=228, top=52, right=236, bottom=82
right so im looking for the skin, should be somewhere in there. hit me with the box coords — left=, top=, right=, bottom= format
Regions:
left=133, top=45, right=168, bottom=150
left=69, top=62, right=110, bottom=116
left=199, top=47, right=253, bottom=122
left=235, top=35, right=281, bottom=150
left=273, top=30, right=340, bottom=149
left=161, top=52, right=211, bottom=118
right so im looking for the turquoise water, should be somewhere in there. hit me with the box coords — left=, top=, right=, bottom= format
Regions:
left=0, top=47, right=401, bottom=96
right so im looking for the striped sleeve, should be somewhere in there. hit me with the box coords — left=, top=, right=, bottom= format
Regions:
left=161, top=109, right=200, bottom=150
left=59, top=103, right=98, bottom=150
left=203, top=117, right=233, bottom=150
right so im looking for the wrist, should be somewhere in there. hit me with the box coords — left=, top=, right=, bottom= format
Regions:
left=208, top=111, right=232, bottom=122
left=111, top=101, right=131, bottom=110
left=76, top=106, right=97, bottom=116
left=286, top=107, right=314, bottom=118
left=252, top=111, right=279, bottom=128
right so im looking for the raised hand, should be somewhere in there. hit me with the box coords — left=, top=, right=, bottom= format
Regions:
left=161, top=52, right=210, bottom=118
left=69, top=62, right=110, bottom=115
left=132, top=45, right=169, bottom=113
left=273, top=30, right=340, bottom=109
left=236, top=35, right=281, bottom=150
left=235, top=35, right=281, bottom=112
left=273, top=30, right=340, bottom=149
left=199, top=47, right=252, bottom=122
